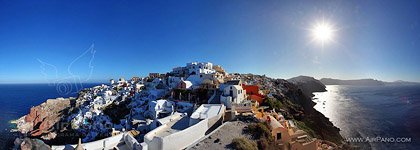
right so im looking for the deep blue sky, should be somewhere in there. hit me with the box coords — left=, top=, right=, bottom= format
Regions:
left=1, top=0, right=420, bottom=83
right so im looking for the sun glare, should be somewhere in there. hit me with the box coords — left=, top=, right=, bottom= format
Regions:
left=311, top=20, right=336, bottom=46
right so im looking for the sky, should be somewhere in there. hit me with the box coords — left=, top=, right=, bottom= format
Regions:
left=1, top=0, right=420, bottom=83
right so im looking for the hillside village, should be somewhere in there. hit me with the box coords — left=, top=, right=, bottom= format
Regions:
left=15, top=62, right=342, bottom=150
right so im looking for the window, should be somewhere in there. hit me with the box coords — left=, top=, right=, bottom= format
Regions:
left=277, top=133, right=281, bottom=140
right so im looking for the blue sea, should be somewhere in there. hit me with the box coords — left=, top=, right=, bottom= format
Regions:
left=0, top=83, right=102, bottom=149
left=1, top=84, right=419, bottom=149
left=313, top=85, right=420, bottom=150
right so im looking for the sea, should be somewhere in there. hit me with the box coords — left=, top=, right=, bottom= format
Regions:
left=313, top=85, right=420, bottom=150
left=0, top=83, right=102, bottom=149
left=1, top=84, right=419, bottom=149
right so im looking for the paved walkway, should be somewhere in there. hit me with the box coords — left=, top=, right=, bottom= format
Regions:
left=189, top=121, right=252, bottom=150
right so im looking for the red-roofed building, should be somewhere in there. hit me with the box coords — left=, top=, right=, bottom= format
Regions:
left=242, top=84, right=265, bottom=104
left=249, top=95, right=264, bottom=104
left=243, top=85, right=259, bottom=95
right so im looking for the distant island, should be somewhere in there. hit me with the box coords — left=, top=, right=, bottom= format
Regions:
left=288, top=76, right=327, bottom=96
left=320, top=78, right=419, bottom=86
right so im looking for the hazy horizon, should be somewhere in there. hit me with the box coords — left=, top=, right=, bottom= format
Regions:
left=0, top=73, right=417, bottom=84
left=1, top=0, right=420, bottom=83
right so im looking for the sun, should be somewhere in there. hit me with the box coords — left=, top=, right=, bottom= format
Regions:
left=310, top=20, right=336, bottom=46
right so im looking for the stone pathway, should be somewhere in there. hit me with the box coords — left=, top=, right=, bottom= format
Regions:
left=189, top=121, right=252, bottom=150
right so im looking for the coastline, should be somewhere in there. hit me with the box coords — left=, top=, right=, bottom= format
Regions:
left=9, top=73, right=347, bottom=149
left=288, top=76, right=344, bottom=143
left=312, top=84, right=420, bottom=149
left=311, top=85, right=372, bottom=149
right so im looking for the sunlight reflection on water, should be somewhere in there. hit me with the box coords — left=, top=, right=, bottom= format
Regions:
left=312, top=85, right=419, bottom=150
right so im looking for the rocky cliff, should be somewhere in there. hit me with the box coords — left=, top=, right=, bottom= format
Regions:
left=243, top=74, right=343, bottom=144
left=288, top=76, right=327, bottom=96
left=14, top=74, right=345, bottom=149
left=17, top=98, right=76, bottom=140
left=14, top=138, right=51, bottom=150
left=286, top=76, right=343, bottom=144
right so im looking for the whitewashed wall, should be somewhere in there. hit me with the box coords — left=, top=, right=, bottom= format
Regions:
left=51, top=133, right=124, bottom=150
left=161, top=119, right=208, bottom=150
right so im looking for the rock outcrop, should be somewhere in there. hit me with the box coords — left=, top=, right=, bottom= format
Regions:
left=287, top=76, right=343, bottom=144
left=244, top=74, right=343, bottom=144
left=14, top=137, right=50, bottom=150
left=288, top=76, right=327, bottom=96
left=17, top=98, right=74, bottom=140
left=13, top=72, right=344, bottom=148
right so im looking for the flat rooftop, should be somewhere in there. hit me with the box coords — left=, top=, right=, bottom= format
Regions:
left=191, top=104, right=224, bottom=120
left=154, top=116, right=190, bottom=137
left=147, top=105, right=225, bottom=140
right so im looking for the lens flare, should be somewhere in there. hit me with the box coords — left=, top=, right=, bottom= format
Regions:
left=311, top=20, right=336, bottom=46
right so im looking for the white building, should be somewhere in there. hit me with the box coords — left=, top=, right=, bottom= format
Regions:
left=178, top=80, right=193, bottom=89
left=135, top=83, right=144, bottom=92
left=145, top=104, right=225, bottom=150
left=84, top=112, right=93, bottom=119
left=167, top=76, right=183, bottom=89
left=219, top=80, right=241, bottom=91
left=220, top=85, right=246, bottom=109
left=171, top=62, right=218, bottom=78
left=118, top=78, right=128, bottom=87
left=189, top=104, right=226, bottom=127
left=186, top=62, right=215, bottom=75
left=51, top=132, right=143, bottom=150
left=171, top=66, right=187, bottom=76
left=147, top=100, right=175, bottom=119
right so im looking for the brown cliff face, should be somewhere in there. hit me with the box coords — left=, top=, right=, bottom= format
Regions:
left=242, top=74, right=343, bottom=144
left=19, top=98, right=73, bottom=139
left=283, top=78, right=343, bottom=144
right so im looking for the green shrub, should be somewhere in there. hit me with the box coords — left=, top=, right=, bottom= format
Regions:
left=261, top=97, right=284, bottom=112
left=231, top=137, right=258, bottom=150
left=257, top=138, right=270, bottom=150
left=246, top=122, right=273, bottom=142
left=294, top=120, right=316, bottom=138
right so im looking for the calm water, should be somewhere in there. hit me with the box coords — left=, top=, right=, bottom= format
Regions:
left=313, top=85, right=420, bottom=150
left=0, top=83, right=101, bottom=149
